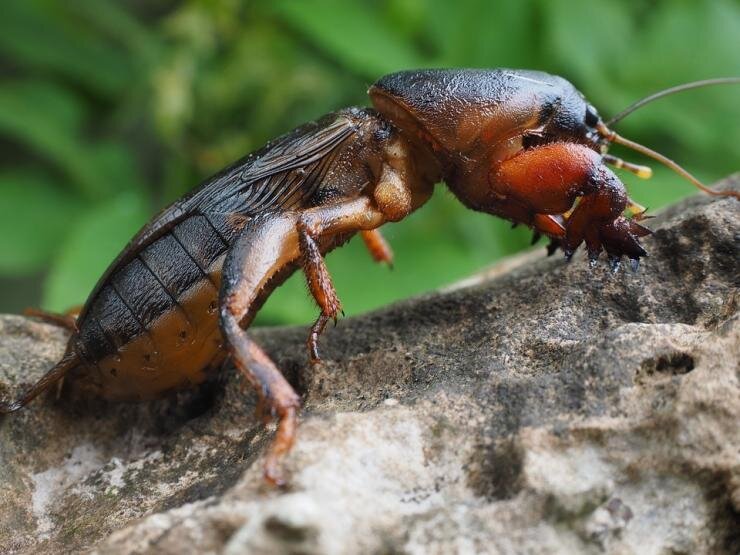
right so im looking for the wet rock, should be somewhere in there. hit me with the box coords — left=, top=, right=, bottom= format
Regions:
left=0, top=176, right=738, bottom=554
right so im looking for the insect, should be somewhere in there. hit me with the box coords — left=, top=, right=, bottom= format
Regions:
left=1, top=69, right=738, bottom=485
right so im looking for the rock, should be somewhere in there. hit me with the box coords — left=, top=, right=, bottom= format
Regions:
left=1, top=175, right=738, bottom=554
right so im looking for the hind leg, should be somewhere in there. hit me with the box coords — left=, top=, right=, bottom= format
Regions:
left=220, top=309, right=300, bottom=486
left=219, top=214, right=305, bottom=485
left=219, top=202, right=386, bottom=484
left=220, top=198, right=399, bottom=484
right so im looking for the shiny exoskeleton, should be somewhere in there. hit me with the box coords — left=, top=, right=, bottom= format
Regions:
left=2, top=68, right=728, bottom=485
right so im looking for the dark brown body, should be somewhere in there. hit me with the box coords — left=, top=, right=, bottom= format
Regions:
left=73, top=214, right=228, bottom=401
left=7, top=68, right=724, bottom=484
left=70, top=107, right=433, bottom=401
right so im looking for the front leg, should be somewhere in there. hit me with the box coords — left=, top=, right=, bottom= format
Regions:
left=492, top=142, right=649, bottom=266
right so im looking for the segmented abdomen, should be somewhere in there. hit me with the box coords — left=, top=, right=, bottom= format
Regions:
left=74, top=213, right=240, bottom=400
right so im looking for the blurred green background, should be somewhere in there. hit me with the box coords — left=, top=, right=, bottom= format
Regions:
left=1, top=0, right=738, bottom=325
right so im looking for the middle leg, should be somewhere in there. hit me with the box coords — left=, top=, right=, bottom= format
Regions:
left=298, top=158, right=423, bottom=359
left=297, top=196, right=387, bottom=361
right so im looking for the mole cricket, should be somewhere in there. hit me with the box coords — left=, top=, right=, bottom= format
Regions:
left=2, top=69, right=738, bottom=485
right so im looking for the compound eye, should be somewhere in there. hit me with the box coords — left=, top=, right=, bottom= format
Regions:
left=585, top=104, right=600, bottom=127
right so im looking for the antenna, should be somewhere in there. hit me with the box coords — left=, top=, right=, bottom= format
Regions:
left=607, top=77, right=740, bottom=126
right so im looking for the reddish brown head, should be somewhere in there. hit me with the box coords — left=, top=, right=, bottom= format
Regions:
left=369, top=68, right=604, bottom=210
left=370, top=69, right=602, bottom=149
left=370, top=70, right=740, bottom=205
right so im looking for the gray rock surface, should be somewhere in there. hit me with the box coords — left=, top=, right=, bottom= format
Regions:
left=1, top=176, right=738, bottom=554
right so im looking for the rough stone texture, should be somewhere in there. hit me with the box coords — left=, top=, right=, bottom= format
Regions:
left=0, top=176, right=738, bottom=554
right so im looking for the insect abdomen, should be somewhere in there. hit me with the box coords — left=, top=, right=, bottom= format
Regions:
left=74, top=214, right=238, bottom=400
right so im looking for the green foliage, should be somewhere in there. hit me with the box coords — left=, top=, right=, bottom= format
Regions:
left=273, top=0, right=427, bottom=76
left=0, top=0, right=737, bottom=322
left=0, top=170, right=84, bottom=274
left=43, top=192, right=150, bottom=311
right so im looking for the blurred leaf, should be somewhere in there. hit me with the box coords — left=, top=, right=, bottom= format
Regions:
left=540, top=0, right=633, bottom=92
left=0, top=0, right=134, bottom=96
left=43, top=192, right=150, bottom=311
left=65, top=0, right=161, bottom=63
left=0, top=80, right=84, bottom=135
left=0, top=171, right=85, bottom=275
left=152, top=52, right=197, bottom=140
left=425, top=0, right=538, bottom=68
left=384, top=0, right=427, bottom=39
left=0, top=80, right=144, bottom=200
left=272, top=0, right=427, bottom=78
left=89, top=142, right=147, bottom=194
left=0, top=80, right=99, bottom=199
